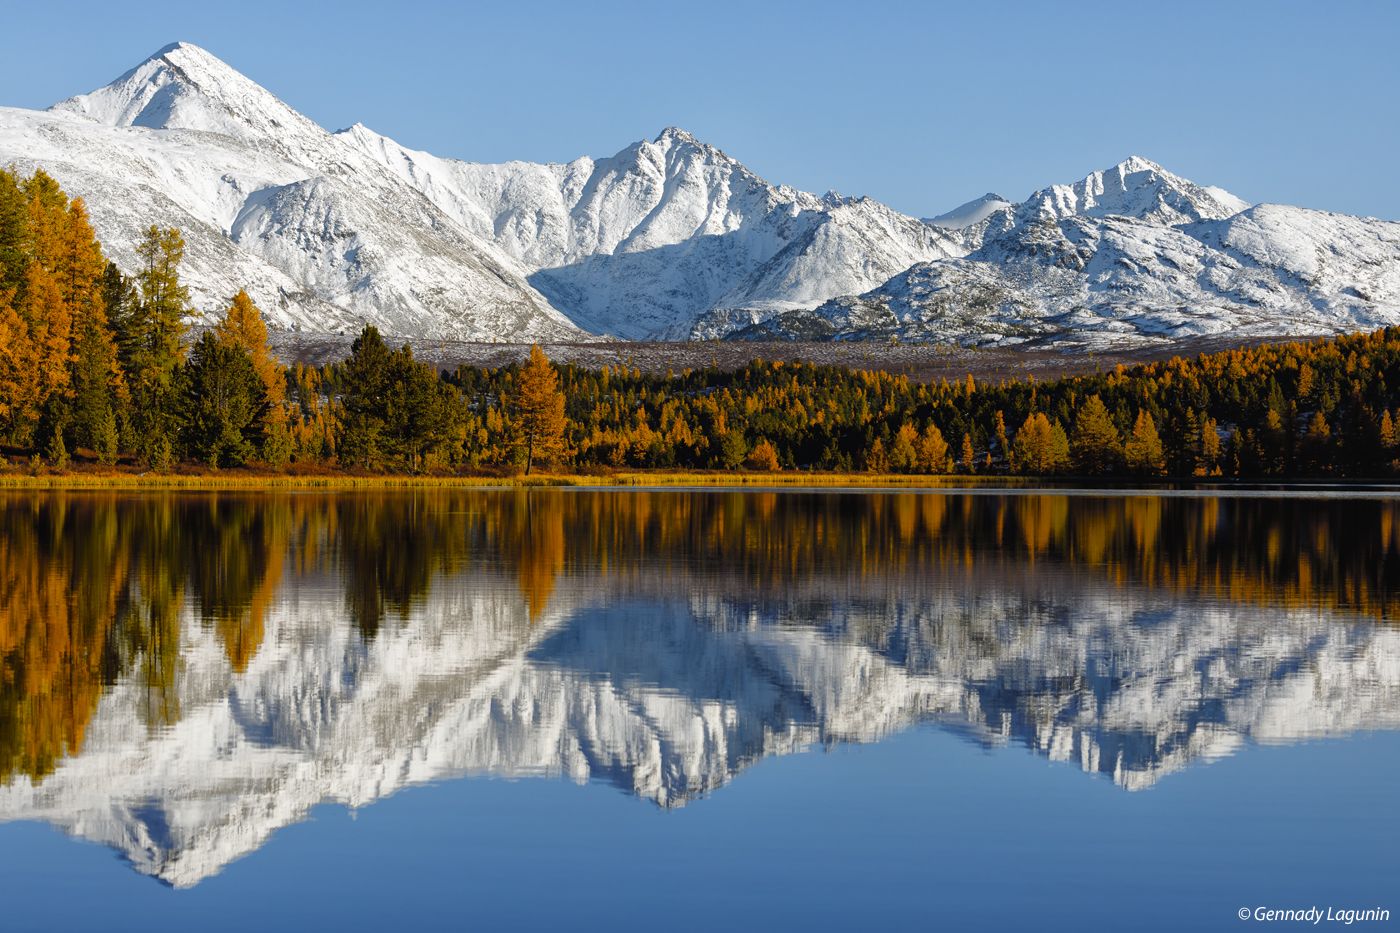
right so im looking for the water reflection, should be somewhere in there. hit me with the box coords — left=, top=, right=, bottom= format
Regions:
left=0, top=489, right=1397, bottom=886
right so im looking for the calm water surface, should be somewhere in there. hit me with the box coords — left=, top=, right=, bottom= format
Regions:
left=0, top=489, right=1398, bottom=931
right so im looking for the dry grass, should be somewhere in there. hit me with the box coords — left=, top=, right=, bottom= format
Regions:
left=0, top=469, right=1028, bottom=491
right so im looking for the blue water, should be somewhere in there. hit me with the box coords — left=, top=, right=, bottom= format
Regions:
left=4, top=729, right=1396, bottom=932
left=0, top=490, right=1395, bottom=932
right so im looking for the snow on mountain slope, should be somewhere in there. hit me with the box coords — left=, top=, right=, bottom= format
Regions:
left=339, top=124, right=960, bottom=338
left=734, top=158, right=1400, bottom=347
left=0, top=43, right=579, bottom=340
left=10, top=42, right=957, bottom=341
left=0, top=105, right=363, bottom=332
left=926, top=192, right=1013, bottom=230
left=1017, top=155, right=1251, bottom=225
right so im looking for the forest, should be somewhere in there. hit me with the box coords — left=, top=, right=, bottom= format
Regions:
left=2, top=166, right=1399, bottom=479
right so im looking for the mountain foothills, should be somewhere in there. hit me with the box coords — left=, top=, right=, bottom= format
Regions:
left=2, top=42, right=1399, bottom=346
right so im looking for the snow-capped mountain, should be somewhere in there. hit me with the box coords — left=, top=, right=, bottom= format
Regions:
left=0, top=43, right=580, bottom=340
left=337, top=123, right=957, bottom=338
left=2, top=42, right=1397, bottom=346
left=728, top=158, right=1400, bottom=347
left=0, top=43, right=956, bottom=341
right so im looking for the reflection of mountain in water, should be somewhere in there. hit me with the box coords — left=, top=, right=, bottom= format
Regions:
left=0, top=490, right=1397, bottom=887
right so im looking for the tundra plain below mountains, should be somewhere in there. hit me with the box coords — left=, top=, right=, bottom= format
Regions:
left=2, top=42, right=1398, bottom=349
left=265, top=332, right=1291, bottom=383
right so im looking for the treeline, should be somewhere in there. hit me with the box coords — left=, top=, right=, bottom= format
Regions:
left=0, top=167, right=290, bottom=468
left=2, top=167, right=1399, bottom=478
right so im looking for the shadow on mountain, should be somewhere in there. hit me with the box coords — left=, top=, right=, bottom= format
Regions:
left=527, top=219, right=824, bottom=339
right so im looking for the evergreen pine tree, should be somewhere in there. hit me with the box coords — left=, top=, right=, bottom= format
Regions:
left=182, top=332, right=267, bottom=467
left=384, top=344, right=457, bottom=471
left=338, top=325, right=394, bottom=469
left=127, top=226, right=190, bottom=464
left=719, top=430, right=747, bottom=470
left=70, top=313, right=123, bottom=454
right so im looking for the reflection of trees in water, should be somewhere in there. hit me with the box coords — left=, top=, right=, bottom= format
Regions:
left=491, top=490, right=1398, bottom=623
left=0, top=494, right=295, bottom=783
left=335, top=490, right=569, bottom=632
left=504, top=493, right=564, bottom=622
left=0, top=489, right=1396, bottom=784
left=187, top=497, right=290, bottom=673
left=0, top=498, right=125, bottom=784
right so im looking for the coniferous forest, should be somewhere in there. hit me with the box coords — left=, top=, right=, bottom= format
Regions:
left=3, top=166, right=1399, bottom=480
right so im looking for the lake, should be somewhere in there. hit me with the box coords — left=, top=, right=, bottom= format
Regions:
left=0, top=488, right=1397, bottom=931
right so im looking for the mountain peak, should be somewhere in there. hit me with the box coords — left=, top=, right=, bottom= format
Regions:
left=1115, top=154, right=1169, bottom=175
left=655, top=126, right=700, bottom=145
left=49, top=41, right=321, bottom=145
left=336, top=121, right=376, bottom=138
left=1019, top=155, right=1248, bottom=225
left=926, top=192, right=1015, bottom=230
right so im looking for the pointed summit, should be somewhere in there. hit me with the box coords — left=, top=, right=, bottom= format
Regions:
left=49, top=41, right=324, bottom=147
left=926, top=192, right=1014, bottom=230
left=655, top=126, right=700, bottom=145
left=1115, top=154, right=1169, bottom=175
left=1020, top=155, right=1249, bottom=225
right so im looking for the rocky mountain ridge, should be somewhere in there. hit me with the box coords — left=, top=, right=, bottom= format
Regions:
left=2, top=42, right=1397, bottom=348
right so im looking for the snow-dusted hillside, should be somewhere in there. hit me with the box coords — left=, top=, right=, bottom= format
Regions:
left=338, top=123, right=958, bottom=338
left=727, top=158, right=1400, bottom=347
left=2, top=42, right=1396, bottom=346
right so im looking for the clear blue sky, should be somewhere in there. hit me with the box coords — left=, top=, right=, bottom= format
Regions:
left=3, top=0, right=1396, bottom=220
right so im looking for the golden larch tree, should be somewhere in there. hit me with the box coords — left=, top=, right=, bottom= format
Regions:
left=511, top=344, right=568, bottom=474
left=212, top=288, right=287, bottom=462
left=215, top=290, right=286, bottom=417
left=1124, top=410, right=1166, bottom=475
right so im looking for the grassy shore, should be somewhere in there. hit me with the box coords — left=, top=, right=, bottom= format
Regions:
left=0, top=468, right=1041, bottom=491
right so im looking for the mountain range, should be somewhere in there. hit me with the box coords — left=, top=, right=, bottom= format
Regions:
left=2, top=42, right=1398, bottom=348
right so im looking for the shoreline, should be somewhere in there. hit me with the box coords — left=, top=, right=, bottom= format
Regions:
left=2, top=471, right=1398, bottom=496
